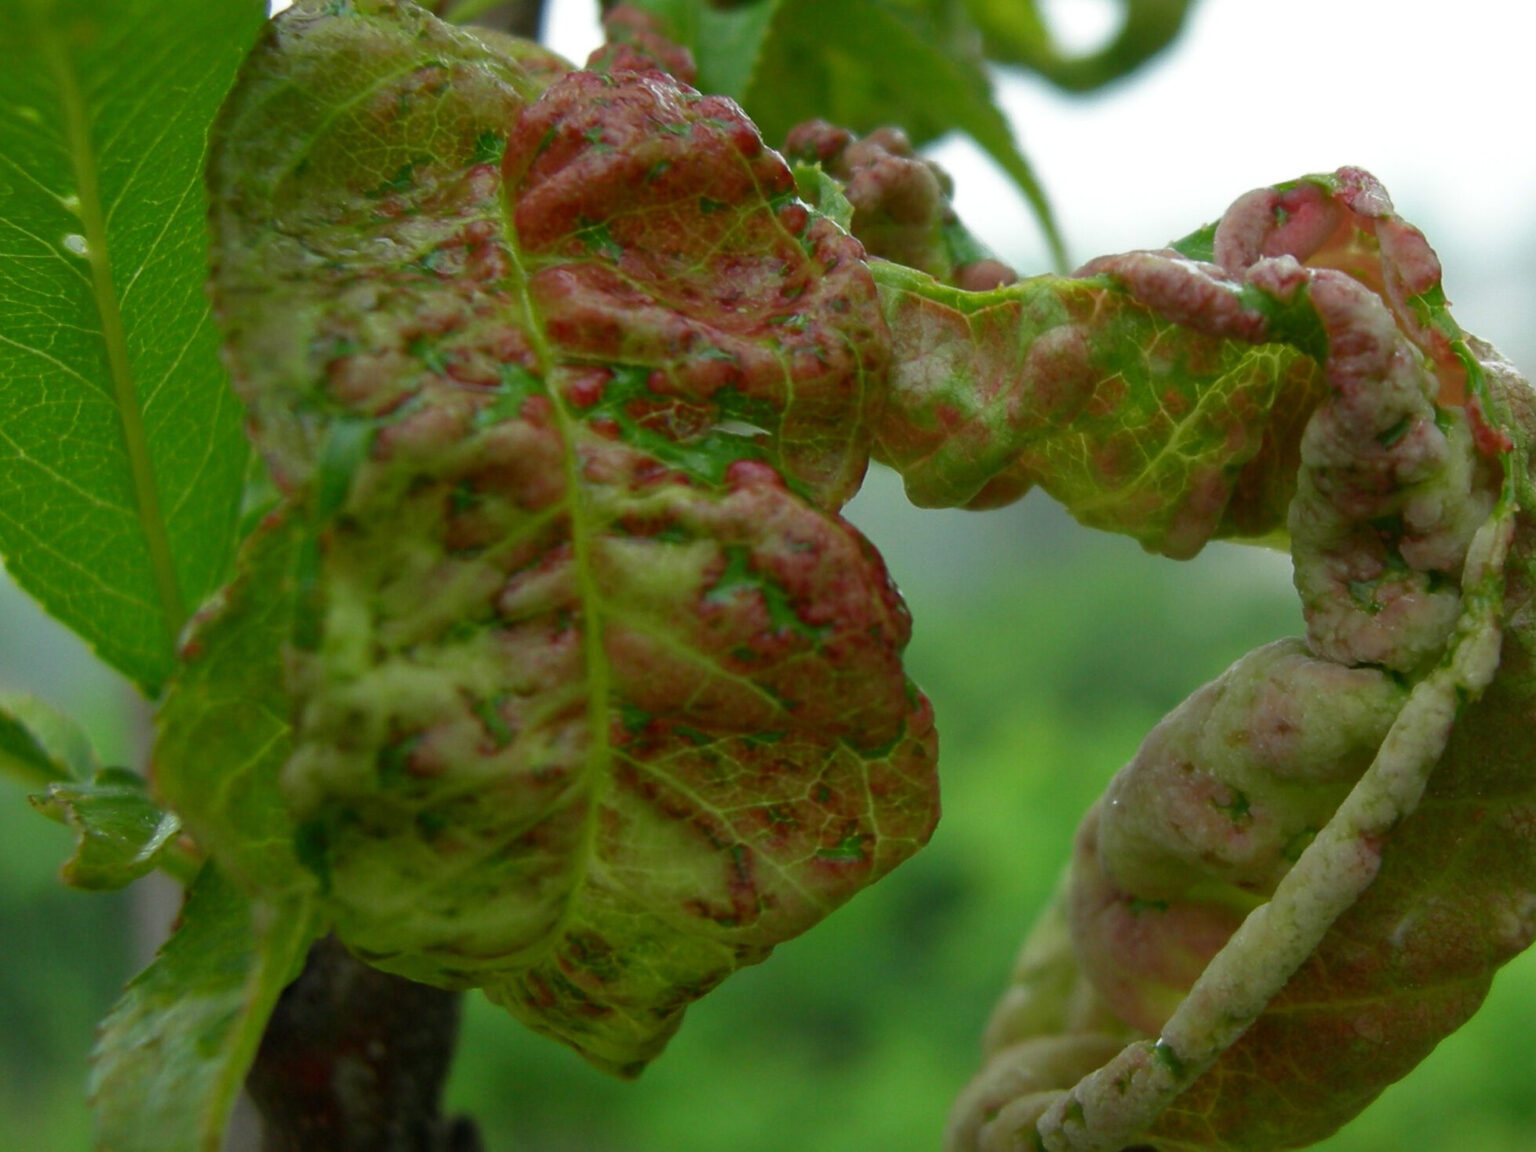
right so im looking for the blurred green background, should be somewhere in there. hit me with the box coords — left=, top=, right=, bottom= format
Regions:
left=9, top=1, right=1536, bottom=1149
left=8, top=481, right=1536, bottom=1150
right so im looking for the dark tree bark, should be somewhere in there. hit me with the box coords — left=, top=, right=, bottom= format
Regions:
left=246, top=936, right=482, bottom=1152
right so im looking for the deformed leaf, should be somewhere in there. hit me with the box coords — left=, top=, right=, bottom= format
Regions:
left=91, top=864, right=320, bottom=1152
left=203, top=0, right=938, bottom=1075
left=630, top=0, right=1067, bottom=269
left=0, top=0, right=266, bottom=694
left=872, top=260, right=1322, bottom=558
left=29, top=766, right=185, bottom=889
left=784, top=124, right=1015, bottom=289
left=945, top=171, right=1534, bottom=1152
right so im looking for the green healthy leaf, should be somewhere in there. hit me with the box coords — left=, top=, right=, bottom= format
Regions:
left=203, top=0, right=938, bottom=1076
left=91, top=864, right=319, bottom=1152
left=0, top=689, right=98, bottom=787
left=29, top=766, right=190, bottom=889
left=0, top=0, right=266, bottom=695
left=632, top=0, right=1068, bottom=270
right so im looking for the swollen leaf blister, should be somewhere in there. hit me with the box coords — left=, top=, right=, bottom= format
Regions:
left=194, top=0, right=937, bottom=1075
left=945, top=171, right=1533, bottom=1152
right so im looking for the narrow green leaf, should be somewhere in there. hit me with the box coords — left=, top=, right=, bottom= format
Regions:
left=0, top=690, right=98, bottom=787
left=0, top=0, right=266, bottom=695
left=91, top=864, right=319, bottom=1152
left=29, top=766, right=193, bottom=889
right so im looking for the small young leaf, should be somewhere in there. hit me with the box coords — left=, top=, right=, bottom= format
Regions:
left=0, top=0, right=266, bottom=694
left=90, top=864, right=320, bottom=1152
left=29, top=766, right=187, bottom=889
left=0, top=690, right=98, bottom=787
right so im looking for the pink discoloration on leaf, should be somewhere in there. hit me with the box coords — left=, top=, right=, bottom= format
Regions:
left=873, top=262, right=1320, bottom=556
left=948, top=172, right=1531, bottom=1152
left=200, top=0, right=934, bottom=1075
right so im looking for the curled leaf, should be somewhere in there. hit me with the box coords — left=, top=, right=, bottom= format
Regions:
left=201, top=0, right=937, bottom=1075
left=946, top=171, right=1532, bottom=1151
left=784, top=120, right=1017, bottom=289
left=628, top=0, right=1068, bottom=269
left=872, top=261, right=1322, bottom=557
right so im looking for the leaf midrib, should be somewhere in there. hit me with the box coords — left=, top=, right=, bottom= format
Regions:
left=40, top=13, right=185, bottom=648
left=497, top=172, right=613, bottom=950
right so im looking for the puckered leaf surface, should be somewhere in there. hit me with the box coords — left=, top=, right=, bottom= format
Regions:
left=872, top=261, right=1323, bottom=558
left=629, top=0, right=1067, bottom=269
left=0, top=0, right=265, bottom=694
left=199, top=0, right=938, bottom=1075
left=943, top=171, right=1532, bottom=1152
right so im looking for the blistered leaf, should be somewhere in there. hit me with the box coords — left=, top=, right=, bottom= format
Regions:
left=628, top=0, right=1067, bottom=269
left=91, top=864, right=320, bottom=1152
left=785, top=125, right=1016, bottom=290
left=29, top=766, right=186, bottom=890
left=203, top=0, right=937, bottom=1075
left=872, top=261, right=1322, bottom=557
left=0, top=0, right=265, bottom=694
left=946, top=171, right=1532, bottom=1151
left=0, top=690, right=98, bottom=786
